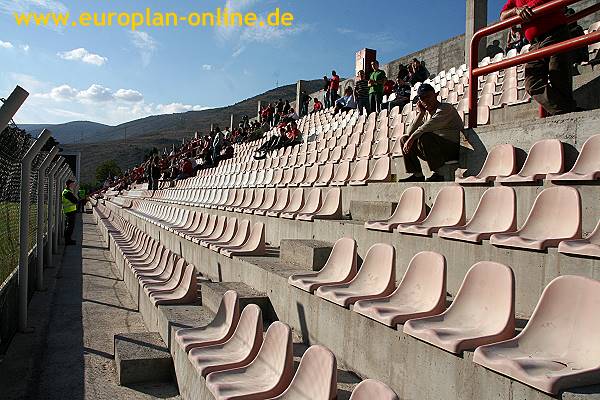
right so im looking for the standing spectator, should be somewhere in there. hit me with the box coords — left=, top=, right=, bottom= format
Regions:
left=283, top=100, right=291, bottom=114
left=212, top=129, right=224, bottom=165
left=150, top=155, right=161, bottom=191
left=322, top=75, right=331, bottom=109
left=408, top=58, right=428, bottom=85
left=397, top=64, right=410, bottom=82
left=501, top=0, right=577, bottom=115
left=368, top=60, right=387, bottom=113
left=398, top=84, right=463, bottom=182
left=329, top=70, right=340, bottom=106
left=300, top=91, right=310, bottom=116
left=354, top=70, right=370, bottom=115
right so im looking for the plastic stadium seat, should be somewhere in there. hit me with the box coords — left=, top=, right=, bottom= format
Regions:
left=349, top=379, right=399, bottom=400
left=248, top=188, right=277, bottom=214
left=281, top=189, right=320, bottom=220
left=175, top=290, right=240, bottom=352
left=497, top=139, right=564, bottom=183
left=314, top=164, right=335, bottom=187
left=149, top=263, right=198, bottom=306
left=220, top=222, right=265, bottom=258
left=188, top=304, right=263, bottom=377
left=558, top=220, right=600, bottom=258
left=395, top=186, right=466, bottom=236
left=403, top=261, right=515, bottom=354
left=296, top=188, right=342, bottom=221
left=353, top=251, right=446, bottom=327
left=316, top=243, right=396, bottom=307
left=473, top=275, right=600, bottom=395
left=201, top=217, right=236, bottom=247
left=288, top=237, right=358, bottom=293
left=260, top=189, right=289, bottom=216
left=206, top=322, right=294, bottom=400
left=548, top=134, right=600, bottom=182
left=268, top=345, right=337, bottom=400
left=438, top=187, right=517, bottom=243
left=457, top=144, right=517, bottom=184
left=209, top=220, right=251, bottom=252
left=275, top=188, right=305, bottom=218
left=347, top=159, right=369, bottom=185
left=490, top=186, right=581, bottom=251
left=330, top=161, right=352, bottom=186
left=138, top=254, right=180, bottom=287
left=365, top=187, right=426, bottom=232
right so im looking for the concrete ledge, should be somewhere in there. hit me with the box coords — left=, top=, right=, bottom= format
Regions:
left=280, top=239, right=333, bottom=271
left=114, top=332, right=173, bottom=386
left=201, top=281, right=271, bottom=315
left=350, top=200, right=397, bottom=222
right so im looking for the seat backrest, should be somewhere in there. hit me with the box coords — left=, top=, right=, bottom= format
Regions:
left=396, top=251, right=446, bottom=313
left=230, top=304, right=263, bottom=352
left=423, top=186, right=465, bottom=226
left=390, top=187, right=426, bottom=223
left=520, top=186, right=581, bottom=238
left=253, top=322, right=293, bottom=383
left=368, top=156, right=391, bottom=181
left=466, top=186, right=517, bottom=232
left=301, top=189, right=322, bottom=214
left=318, top=237, right=357, bottom=281
left=519, top=139, right=564, bottom=176
left=350, top=243, right=395, bottom=292
left=445, top=261, right=515, bottom=333
left=570, top=134, right=600, bottom=174
left=350, top=379, right=399, bottom=400
left=478, top=144, right=516, bottom=178
left=517, top=275, right=600, bottom=364
left=349, top=159, right=369, bottom=181
left=274, top=345, right=337, bottom=400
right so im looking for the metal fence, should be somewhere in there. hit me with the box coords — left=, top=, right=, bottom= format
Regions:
left=0, top=86, right=73, bottom=353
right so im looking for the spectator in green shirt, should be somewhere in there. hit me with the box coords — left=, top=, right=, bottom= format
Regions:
left=368, top=60, right=387, bottom=113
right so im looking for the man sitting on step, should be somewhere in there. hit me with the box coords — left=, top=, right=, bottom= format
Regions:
left=398, top=84, right=463, bottom=182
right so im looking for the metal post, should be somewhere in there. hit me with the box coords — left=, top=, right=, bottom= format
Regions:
left=46, top=158, right=64, bottom=266
left=0, top=86, right=29, bottom=133
left=36, top=146, right=58, bottom=290
left=54, top=166, right=68, bottom=251
left=18, top=129, right=51, bottom=332
left=56, top=166, right=69, bottom=246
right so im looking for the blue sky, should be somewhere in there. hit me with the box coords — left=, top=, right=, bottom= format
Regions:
left=0, top=0, right=507, bottom=125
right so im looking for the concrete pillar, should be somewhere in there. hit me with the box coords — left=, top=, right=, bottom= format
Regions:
left=257, top=101, right=262, bottom=119
left=465, top=0, right=488, bottom=64
left=230, top=114, right=235, bottom=130
left=295, top=80, right=305, bottom=117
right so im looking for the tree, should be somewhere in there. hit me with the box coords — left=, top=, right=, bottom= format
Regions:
left=95, top=160, right=122, bottom=183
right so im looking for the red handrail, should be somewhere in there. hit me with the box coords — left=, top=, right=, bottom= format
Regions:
left=467, top=0, right=600, bottom=128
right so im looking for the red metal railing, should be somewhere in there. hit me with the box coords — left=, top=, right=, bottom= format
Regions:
left=467, top=0, right=600, bottom=128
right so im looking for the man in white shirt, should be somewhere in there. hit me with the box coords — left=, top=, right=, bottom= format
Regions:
left=399, top=84, right=463, bottom=182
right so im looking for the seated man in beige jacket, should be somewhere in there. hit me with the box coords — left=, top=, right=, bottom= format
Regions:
left=399, top=83, right=463, bottom=182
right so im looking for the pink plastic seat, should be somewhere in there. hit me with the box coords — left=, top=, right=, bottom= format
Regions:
left=473, top=275, right=600, bottom=395
left=296, top=188, right=342, bottom=221
left=220, top=222, right=265, bottom=258
left=316, top=244, right=396, bottom=307
left=149, top=263, right=198, bottom=306
left=490, top=186, right=581, bottom=251
left=201, top=217, right=236, bottom=247
left=314, top=164, right=335, bottom=187
left=438, top=187, right=517, bottom=243
left=403, top=261, right=515, bottom=354
left=260, top=189, right=289, bottom=216
left=497, top=139, right=564, bottom=183
left=288, top=238, right=358, bottom=293
left=347, top=160, right=369, bottom=186
left=457, top=144, right=517, bottom=184
left=206, top=322, right=294, bottom=400
left=353, top=251, right=446, bottom=327
left=188, top=304, right=263, bottom=377
left=349, top=379, right=399, bottom=400
left=548, top=134, right=600, bottom=182
left=365, top=187, right=426, bottom=232
left=268, top=345, right=337, bottom=400
left=175, top=290, right=240, bottom=352
left=395, top=186, right=466, bottom=236
left=330, top=161, right=351, bottom=186
left=281, top=189, right=320, bottom=220
left=273, top=188, right=304, bottom=218
left=558, top=220, right=600, bottom=258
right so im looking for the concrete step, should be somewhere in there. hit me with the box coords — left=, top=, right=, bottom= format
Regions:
left=114, top=332, right=174, bottom=386
left=350, top=200, right=397, bottom=222
left=280, top=239, right=333, bottom=271
left=201, top=281, right=273, bottom=320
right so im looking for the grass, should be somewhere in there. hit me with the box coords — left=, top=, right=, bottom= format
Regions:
left=0, top=202, right=43, bottom=286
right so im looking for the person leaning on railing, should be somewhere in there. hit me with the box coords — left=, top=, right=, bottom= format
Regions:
left=500, top=0, right=579, bottom=115
left=62, top=179, right=83, bottom=246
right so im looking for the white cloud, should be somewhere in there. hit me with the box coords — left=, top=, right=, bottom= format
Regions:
left=0, top=40, right=13, bottom=49
left=57, top=48, right=107, bottom=66
left=202, top=64, right=213, bottom=71
left=129, top=31, right=157, bottom=67
left=20, top=44, right=29, bottom=52
left=77, top=84, right=114, bottom=103
left=9, top=73, right=46, bottom=91
left=231, top=46, right=246, bottom=58
left=155, top=103, right=211, bottom=114
left=35, top=84, right=79, bottom=101
left=0, top=0, right=68, bottom=14
left=114, top=89, right=143, bottom=102
left=241, top=23, right=308, bottom=43
left=336, top=28, right=403, bottom=52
